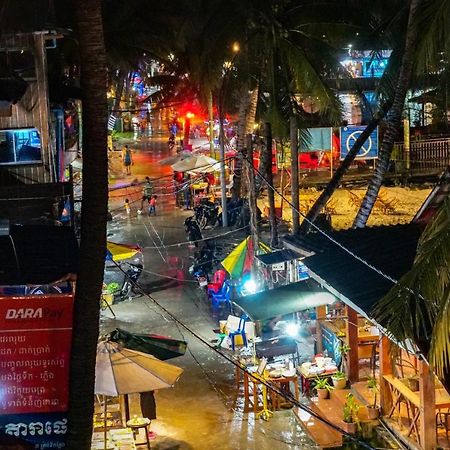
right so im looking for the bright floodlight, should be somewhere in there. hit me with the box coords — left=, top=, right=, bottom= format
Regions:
left=286, top=322, right=299, bottom=337
left=243, top=278, right=257, bottom=295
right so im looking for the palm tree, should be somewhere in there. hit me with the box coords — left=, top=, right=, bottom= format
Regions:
left=353, top=0, right=424, bottom=228
left=66, top=0, right=108, bottom=448
left=374, top=198, right=450, bottom=391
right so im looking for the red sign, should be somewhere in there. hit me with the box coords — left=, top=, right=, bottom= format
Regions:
left=0, top=295, right=74, bottom=415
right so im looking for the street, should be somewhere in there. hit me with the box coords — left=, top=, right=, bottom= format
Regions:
left=100, top=135, right=314, bottom=450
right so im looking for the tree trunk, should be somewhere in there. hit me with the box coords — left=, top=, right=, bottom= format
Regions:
left=246, top=134, right=259, bottom=250
left=67, top=1, right=108, bottom=449
left=233, top=86, right=259, bottom=199
left=290, top=116, right=300, bottom=234
left=264, top=122, right=278, bottom=247
left=353, top=0, right=422, bottom=228
left=300, top=101, right=392, bottom=234
left=208, top=90, right=215, bottom=156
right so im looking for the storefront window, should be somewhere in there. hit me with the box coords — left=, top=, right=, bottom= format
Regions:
left=0, top=128, right=41, bottom=165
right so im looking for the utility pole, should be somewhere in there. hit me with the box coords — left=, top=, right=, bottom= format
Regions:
left=208, top=90, right=215, bottom=157
left=290, top=116, right=300, bottom=234
left=219, top=115, right=228, bottom=227
left=246, top=133, right=259, bottom=251
left=265, top=123, right=278, bottom=247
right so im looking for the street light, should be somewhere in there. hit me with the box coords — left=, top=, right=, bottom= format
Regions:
left=218, top=44, right=240, bottom=227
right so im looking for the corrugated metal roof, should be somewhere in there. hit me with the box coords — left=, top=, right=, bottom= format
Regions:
left=255, top=249, right=299, bottom=265
left=282, top=224, right=422, bottom=318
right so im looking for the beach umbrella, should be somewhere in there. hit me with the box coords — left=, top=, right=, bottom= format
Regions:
left=221, top=237, right=270, bottom=279
left=108, top=328, right=187, bottom=361
left=106, top=241, right=141, bottom=262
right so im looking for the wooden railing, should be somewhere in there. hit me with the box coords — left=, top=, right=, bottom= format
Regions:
left=395, top=138, right=450, bottom=173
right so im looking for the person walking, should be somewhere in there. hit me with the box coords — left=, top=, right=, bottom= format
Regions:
left=138, top=177, right=153, bottom=214
left=124, top=198, right=131, bottom=216
left=121, top=145, right=133, bottom=175
left=148, top=195, right=157, bottom=216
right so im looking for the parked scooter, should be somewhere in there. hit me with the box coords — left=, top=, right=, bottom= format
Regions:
left=188, top=243, right=216, bottom=289
left=184, top=216, right=203, bottom=247
left=194, top=200, right=219, bottom=229
left=114, top=263, right=143, bottom=302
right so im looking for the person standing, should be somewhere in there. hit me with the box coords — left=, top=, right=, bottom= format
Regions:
left=148, top=195, right=157, bottom=216
left=140, top=390, right=157, bottom=439
left=121, top=145, right=133, bottom=175
left=138, top=177, right=153, bottom=214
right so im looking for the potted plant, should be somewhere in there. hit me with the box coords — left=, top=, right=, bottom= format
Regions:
left=331, top=371, right=347, bottom=389
left=315, top=377, right=333, bottom=400
left=342, top=393, right=360, bottom=433
left=367, top=376, right=380, bottom=419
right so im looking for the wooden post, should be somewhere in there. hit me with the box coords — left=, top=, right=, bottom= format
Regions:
left=345, top=305, right=359, bottom=382
left=315, top=305, right=327, bottom=353
left=419, top=360, right=436, bottom=450
left=379, top=336, right=393, bottom=414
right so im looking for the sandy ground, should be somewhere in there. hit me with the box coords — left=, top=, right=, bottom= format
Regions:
left=260, top=186, right=432, bottom=230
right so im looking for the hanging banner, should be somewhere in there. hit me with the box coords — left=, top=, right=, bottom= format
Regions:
left=340, top=125, right=379, bottom=160
left=300, top=127, right=333, bottom=153
left=0, top=294, right=73, bottom=448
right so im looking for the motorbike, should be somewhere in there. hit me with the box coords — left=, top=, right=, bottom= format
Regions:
left=184, top=216, right=203, bottom=247
left=188, top=243, right=216, bottom=288
left=114, top=263, right=143, bottom=302
left=168, top=133, right=176, bottom=151
left=194, top=200, right=219, bottom=229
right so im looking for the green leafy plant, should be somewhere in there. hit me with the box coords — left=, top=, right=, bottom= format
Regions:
left=332, top=371, right=346, bottom=380
left=315, top=377, right=334, bottom=392
left=106, top=282, right=120, bottom=294
left=342, top=393, right=360, bottom=424
left=367, top=376, right=379, bottom=408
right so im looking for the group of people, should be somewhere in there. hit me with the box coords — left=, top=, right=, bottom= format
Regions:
left=123, top=176, right=158, bottom=217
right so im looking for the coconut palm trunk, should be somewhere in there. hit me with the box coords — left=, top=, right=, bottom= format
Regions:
left=67, top=0, right=108, bottom=448
left=290, top=116, right=300, bottom=234
left=300, top=101, right=392, bottom=234
left=233, top=86, right=258, bottom=199
left=353, top=0, right=423, bottom=228
left=264, top=122, right=278, bottom=247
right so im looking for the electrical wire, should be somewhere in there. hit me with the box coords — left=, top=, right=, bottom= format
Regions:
left=111, top=261, right=375, bottom=450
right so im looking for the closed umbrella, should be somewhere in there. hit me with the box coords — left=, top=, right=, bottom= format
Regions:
left=108, top=328, right=187, bottom=361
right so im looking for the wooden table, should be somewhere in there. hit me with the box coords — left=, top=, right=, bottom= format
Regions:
left=126, top=419, right=151, bottom=449
left=236, top=365, right=299, bottom=413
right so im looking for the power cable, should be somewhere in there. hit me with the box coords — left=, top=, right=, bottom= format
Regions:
left=110, top=261, right=375, bottom=450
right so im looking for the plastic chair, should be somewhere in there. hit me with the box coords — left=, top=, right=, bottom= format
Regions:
left=229, top=315, right=249, bottom=351
left=211, top=280, right=231, bottom=308
left=207, top=269, right=227, bottom=294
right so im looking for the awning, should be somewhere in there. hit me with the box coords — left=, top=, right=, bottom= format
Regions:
left=0, top=225, right=79, bottom=284
left=233, top=281, right=336, bottom=321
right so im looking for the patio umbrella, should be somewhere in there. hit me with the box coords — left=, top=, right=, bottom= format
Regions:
left=221, top=237, right=270, bottom=279
left=108, top=328, right=187, bottom=360
left=159, top=150, right=192, bottom=166
left=95, top=341, right=183, bottom=449
left=106, top=241, right=141, bottom=262
left=171, top=155, right=222, bottom=173
left=95, top=341, right=184, bottom=396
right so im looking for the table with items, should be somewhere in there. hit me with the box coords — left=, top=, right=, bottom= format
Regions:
left=236, top=356, right=299, bottom=413
left=298, top=357, right=339, bottom=394
left=92, top=429, right=136, bottom=450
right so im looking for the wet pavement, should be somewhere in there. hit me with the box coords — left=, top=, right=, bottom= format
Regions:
left=100, top=136, right=317, bottom=450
